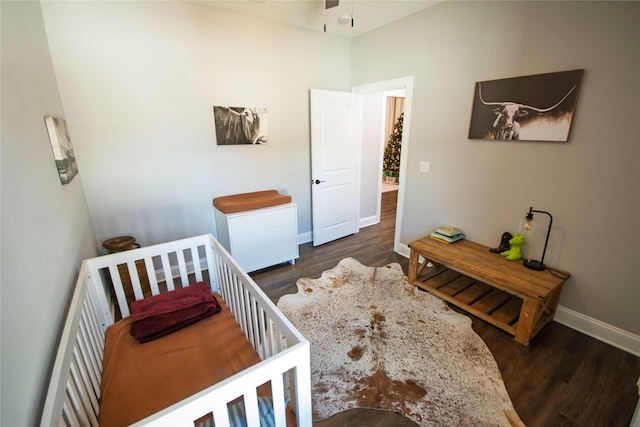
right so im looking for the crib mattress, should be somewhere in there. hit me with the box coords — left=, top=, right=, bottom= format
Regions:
left=99, top=293, right=263, bottom=427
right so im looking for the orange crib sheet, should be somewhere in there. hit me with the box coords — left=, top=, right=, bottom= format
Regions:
left=99, top=293, right=263, bottom=427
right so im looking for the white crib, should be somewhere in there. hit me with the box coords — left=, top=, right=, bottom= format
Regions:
left=40, top=233, right=312, bottom=426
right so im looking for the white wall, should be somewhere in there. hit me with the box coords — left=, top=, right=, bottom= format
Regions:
left=41, top=1, right=352, bottom=248
left=352, top=1, right=640, bottom=335
left=3, top=2, right=637, bottom=424
left=359, top=91, right=384, bottom=224
left=0, top=2, right=98, bottom=425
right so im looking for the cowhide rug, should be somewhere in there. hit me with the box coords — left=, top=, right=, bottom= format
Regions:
left=277, top=258, right=524, bottom=427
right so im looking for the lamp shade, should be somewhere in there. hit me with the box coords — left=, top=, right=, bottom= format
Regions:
left=521, top=207, right=553, bottom=271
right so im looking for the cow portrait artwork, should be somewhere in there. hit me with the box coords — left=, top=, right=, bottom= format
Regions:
left=468, top=69, right=584, bottom=142
left=44, top=115, right=80, bottom=185
left=213, top=106, right=268, bottom=145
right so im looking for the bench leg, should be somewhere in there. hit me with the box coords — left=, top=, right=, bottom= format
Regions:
left=408, top=249, right=419, bottom=284
left=515, top=285, right=563, bottom=345
left=515, top=297, right=542, bottom=346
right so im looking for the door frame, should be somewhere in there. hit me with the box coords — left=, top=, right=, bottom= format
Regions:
left=353, top=76, right=414, bottom=255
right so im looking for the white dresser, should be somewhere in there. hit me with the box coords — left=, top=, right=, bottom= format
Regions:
left=215, top=202, right=299, bottom=273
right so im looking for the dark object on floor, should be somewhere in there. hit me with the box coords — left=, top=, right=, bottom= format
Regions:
left=315, top=408, right=420, bottom=427
left=490, top=231, right=513, bottom=253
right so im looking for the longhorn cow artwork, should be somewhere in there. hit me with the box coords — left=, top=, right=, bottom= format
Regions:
left=213, top=106, right=268, bottom=145
left=468, top=70, right=584, bottom=142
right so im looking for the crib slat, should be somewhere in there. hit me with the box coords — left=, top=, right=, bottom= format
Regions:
left=83, top=295, right=106, bottom=365
left=257, top=306, right=268, bottom=359
left=191, top=246, right=203, bottom=282
left=77, top=349, right=100, bottom=399
left=211, top=401, right=232, bottom=427
left=235, top=280, right=248, bottom=340
left=254, top=300, right=263, bottom=356
left=243, top=289, right=254, bottom=348
left=249, top=295, right=259, bottom=356
left=66, top=367, right=92, bottom=427
left=62, top=400, right=80, bottom=427
left=127, top=260, right=144, bottom=300
left=241, top=286, right=252, bottom=345
left=265, top=317, right=276, bottom=358
left=243, top=388, right=260, bottom=427
left=73, top=326, right=102, bottom=395
left=75, top=342, right=100, bottom=402
left=79, top=307, right=104, bottom=382
left=176, top=249, right=189, bottom=286
left=72, top=346, right=99, bottom=416
left=74, top=332, right=99, bottom=407
left=219, top=253, right=233, bottom=299
left=229, top=273, right=243, bottom=328
left=271, top=374, right=287, bottom=427
left=145, top=256, right=160, bottom=296
left=69, top=356, right=99, bottom=426
left=86, top=265, right=115, bottom=330
left=108, top=264, right=130, bottom=317
left=160, top=253, right=175, bottom=291
left=205, top=239, right=217, bottom=291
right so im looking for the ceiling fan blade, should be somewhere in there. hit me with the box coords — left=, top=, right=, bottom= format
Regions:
left=325, top=0, right=339, bottom=9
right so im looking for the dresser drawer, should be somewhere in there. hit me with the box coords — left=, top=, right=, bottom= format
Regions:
left=230, top=224, right=298, bottom=272
left=215, top=202, right=299, bottom=272
left=227, top=204, right=297, bottom=236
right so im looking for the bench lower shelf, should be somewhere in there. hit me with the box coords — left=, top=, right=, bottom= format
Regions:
left=414, top=263, right=559, bottom=345
left=408, top=237, right=570, bottom=346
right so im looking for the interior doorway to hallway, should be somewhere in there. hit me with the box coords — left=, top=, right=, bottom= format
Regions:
left=353, top=76, right=414, bottom=255
left=381, top=89, right=405, bottom=196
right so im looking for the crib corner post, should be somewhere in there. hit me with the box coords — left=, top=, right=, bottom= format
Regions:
left=293, top=342, right=313, bottom=427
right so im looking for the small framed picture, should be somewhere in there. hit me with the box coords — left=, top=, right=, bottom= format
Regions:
left=44, top=116, right=79, bottom=184
left=213, top=106, right=268, bottom=145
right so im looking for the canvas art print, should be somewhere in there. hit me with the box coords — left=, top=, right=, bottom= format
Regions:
left=44, top=116, right=79, bottom=184
left=213, top=106, right=268, bottom=145
left=468, top=69, right=584, bottom=142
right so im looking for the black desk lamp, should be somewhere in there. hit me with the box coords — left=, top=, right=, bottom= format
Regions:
left=522, top=207, right=553, bottom=271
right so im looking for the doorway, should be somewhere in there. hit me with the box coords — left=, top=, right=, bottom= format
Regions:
left=381, top=89, right=405, bottom=192
left=353, top=76, right=414, bottom=254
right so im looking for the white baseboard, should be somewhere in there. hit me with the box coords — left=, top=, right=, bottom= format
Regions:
left=397, top=242, right=411, bottom=258
left=394, top=242, right=640, bottom=356
left=298, top=231, right=312, bottom=245
left=554, top=306, right=640, bottom=357
left=359, top=215, right=379, bottom=228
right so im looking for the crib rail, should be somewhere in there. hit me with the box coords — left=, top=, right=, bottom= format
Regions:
left=40, top=234, right=312, bottom=427
left=134, top=340, right=311, bottom=427
left=86, top=234, right=216, bottom=322
left=40, top=262, right=107, bottom=426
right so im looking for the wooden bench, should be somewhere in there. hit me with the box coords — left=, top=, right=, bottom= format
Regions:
left=408, top=237, right=570, bottom=346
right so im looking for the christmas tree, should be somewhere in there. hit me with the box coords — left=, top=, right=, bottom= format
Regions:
left=382, top=112, right=403, bottom=180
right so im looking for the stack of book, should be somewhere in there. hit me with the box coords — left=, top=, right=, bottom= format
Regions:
left=430, top=225, right=465, bottom=244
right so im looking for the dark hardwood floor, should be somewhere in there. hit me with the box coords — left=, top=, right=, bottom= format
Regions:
left=251, top=190, right=640, bottom=426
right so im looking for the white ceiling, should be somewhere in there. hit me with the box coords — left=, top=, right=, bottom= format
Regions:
left=188, top=0, right=443, bottom=38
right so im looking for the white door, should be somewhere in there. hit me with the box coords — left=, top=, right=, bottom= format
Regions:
left=310, top=89, right=362, bottom=246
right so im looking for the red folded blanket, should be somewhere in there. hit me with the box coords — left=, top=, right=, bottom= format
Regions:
left=130, top=282, right=221, bottom=343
